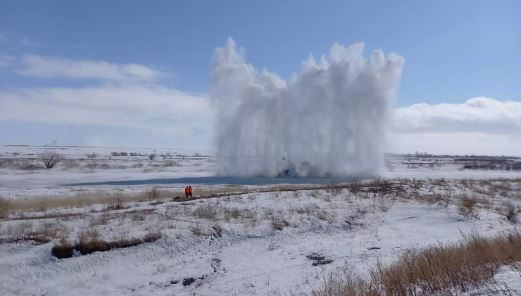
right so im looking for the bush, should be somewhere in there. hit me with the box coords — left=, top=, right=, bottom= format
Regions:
left=39, top=151, right=63, bottom=169
left=52, top=239, right=74, bottom=259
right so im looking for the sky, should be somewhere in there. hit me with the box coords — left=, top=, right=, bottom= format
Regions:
left=0, top=0, right=520, bottom=155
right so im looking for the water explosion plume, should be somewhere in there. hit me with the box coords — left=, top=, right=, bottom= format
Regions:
left=211, top=38, right=404, bottom=177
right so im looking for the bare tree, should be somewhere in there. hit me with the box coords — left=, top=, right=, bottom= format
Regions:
left=40, top=151, right=63, bottom=169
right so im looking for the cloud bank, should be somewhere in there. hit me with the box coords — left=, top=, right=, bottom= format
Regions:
left=1, top=41, right=518, bottom=155
left=393, top=97, right=521, bottom=134
left=17, top=54, right=163, bottom=82
left=389, top=97, right=521, bottom=156
left=0, top=85, right=211, bottom=141
left=0, top=48, right=210, bottom=148
left=211, top=38, right=404, bottom=177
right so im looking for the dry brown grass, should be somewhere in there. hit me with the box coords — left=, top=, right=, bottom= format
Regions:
left=502, top=202, right=518, bottom=224
left=458, top=196, right=478, bottom=218
left=271, top=217, right=290, bottom=230
left=4, top=178, right=520, bottom=224
left=3, top=188, right=175, bottom=214
left=2, top=219, right=70, bottom=243
left=5, top=221, right=34, bottom=240
left=51, top=238, right=73, bottom=258
left=189, top=223, right=205, bottom=236
left=36, top=220, right=70, bottom=239
left=0, top=198, right=10, bottom=219
left=193, top=204, right=219, bottom=220
left=2, top=186, right=252, bottom=216
left=52, top=230, right=162, bottom=258
left=223, top=207, right=242, bottom=220
left=314, top=232, right=521, bottom=296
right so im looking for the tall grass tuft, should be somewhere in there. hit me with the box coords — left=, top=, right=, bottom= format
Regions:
left=314, top=232, right=521, bottom=296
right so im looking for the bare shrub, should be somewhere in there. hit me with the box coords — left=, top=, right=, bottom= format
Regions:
left=314, top=232, right=521, bottom=296
left=148, top=153, right=157, bottom=160
left=39, top=151, right=63, bottom=169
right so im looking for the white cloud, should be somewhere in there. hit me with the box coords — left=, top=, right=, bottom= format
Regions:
left=389, top=97, right=521, bottom=156
left=17, top=54, right=163, bottom=82
left=0, top=85, right=212, bottom=142
left=393, top=97, right=521, bottom=134
left=2, top=46, right=520, bottom=155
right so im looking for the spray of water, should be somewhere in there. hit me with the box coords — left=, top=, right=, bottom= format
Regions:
left=211, top=38, right=404, bottom=177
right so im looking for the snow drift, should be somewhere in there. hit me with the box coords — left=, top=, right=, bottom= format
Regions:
left=211, top=38, right=404, bottom=177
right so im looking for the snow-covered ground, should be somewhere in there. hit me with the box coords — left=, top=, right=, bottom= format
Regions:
left=1, top=146, right=520, bottom=198
left=1, top=146, right=521, bottom=295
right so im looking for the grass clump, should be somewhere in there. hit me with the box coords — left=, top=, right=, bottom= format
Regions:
left=271, top=217, right=290, bottom=231
left=0, top=198, right=9, bottom=219
left=458, top=196, right=478, bottom=218
left=503, top=202, right=518, bottom=224
left=314, top=232, right=521, bottom=296
left=193, top=205, right=218, bottom=220
left=51, top=230, right=162, bottom=259
left=51, top=238, right=74, bottom=259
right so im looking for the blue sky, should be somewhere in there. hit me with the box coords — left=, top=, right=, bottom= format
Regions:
left=0, top=1, right=520, bottom=154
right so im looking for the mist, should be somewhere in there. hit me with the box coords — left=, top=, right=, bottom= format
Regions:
left=211, top=38, right=404, bottom=177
